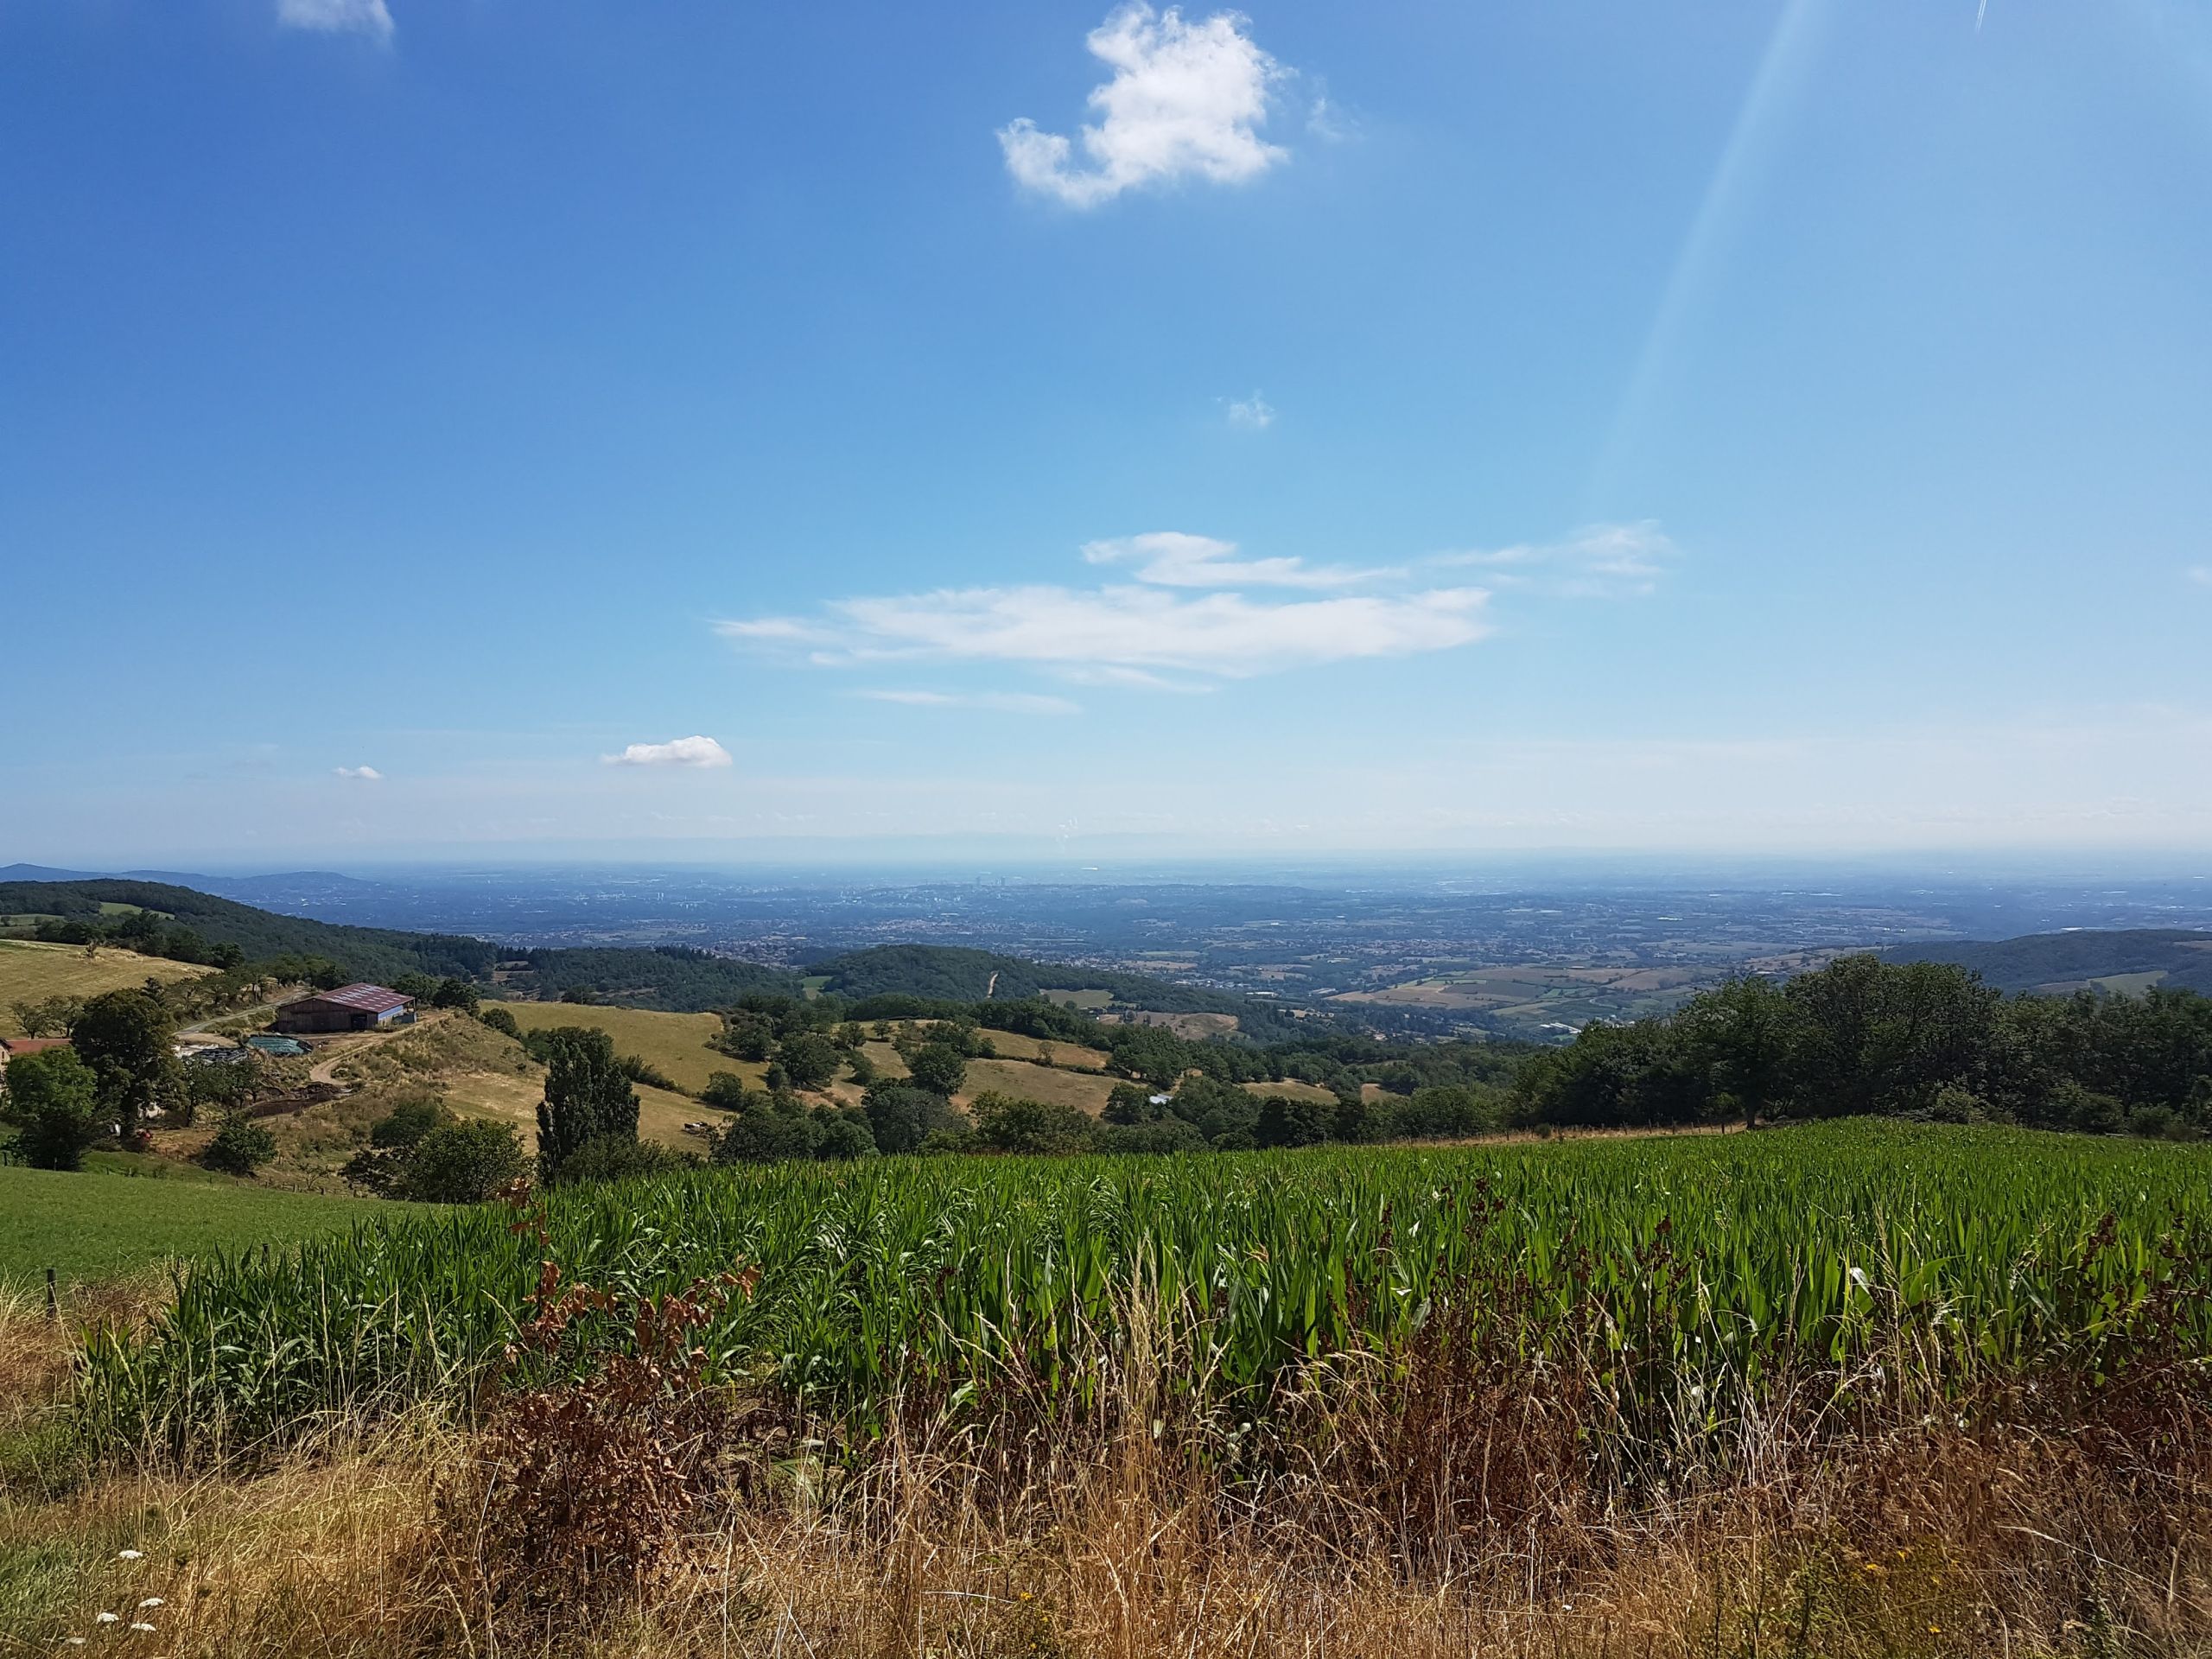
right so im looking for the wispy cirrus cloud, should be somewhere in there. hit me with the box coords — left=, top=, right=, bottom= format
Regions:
left=1078, top=531, right=1389, bottom=589
left=276, top=0, right=393, bottom=41
left=855, top=690, right=1083, bottom=715
left=1431, top=521, right=1678, bottom=598
left=720, top=523, right=1669, bottom=689
left=603, top=735, right=734, bottom=768
left=999, top=4, right=1287, bottom=208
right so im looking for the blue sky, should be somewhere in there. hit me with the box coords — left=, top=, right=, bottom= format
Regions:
left=3, top=0, right=2210, bottom=866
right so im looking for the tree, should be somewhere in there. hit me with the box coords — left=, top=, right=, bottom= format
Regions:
left=1103, top=1081, right=1159, bottom=1124
left=1680, top=976, right=1797, bottom=1127
left=714, top=1095, right=822, bottom=1163
left=10, top=995, right=82, bottom=1038
left=430, top=977, right=480, bottom=1012
left=814, top=1114, right=877, bottom=1160
left=863, top=1083, right=958, bottom=1154
left=906, top=1042, right=968, bottom=1097
left=476, top=1004, right=520, bottom=1039
left=1255, top=1094, right=1335, bottom=1148
left=3, top=1047, right=103, bottom=1170
left=969, top=1092, right=1096, bottom=1155
left=777, top=1031, right=842, bottom=1092
left=396, top=1119, right=528, bottom=1201
left=70, top=989, right=177, bottom=1145
left=534, top=1027, right=639, bottom=1182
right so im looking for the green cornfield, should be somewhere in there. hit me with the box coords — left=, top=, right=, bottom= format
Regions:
left=79, top=1122, right=2212, bottom=1459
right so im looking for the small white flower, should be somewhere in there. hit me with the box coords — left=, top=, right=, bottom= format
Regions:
left=129, top=1624, right=157, bottom=1635
left=94, top=1614, right=121, bottom=1625
left=136, top=1600, right=163, bottom=1611
left=62, top=1639, right=87, bottom=1648
left=116, top=1549, right=143, bottom=1561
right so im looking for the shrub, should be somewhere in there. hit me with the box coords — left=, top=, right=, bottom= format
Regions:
left=551, top=1133, right=693, bottom=1186
left=477, top=1004, right=520, bottom=1039
left=372, top=1095, right=449, bottom=1149
left=202, top=1114, right=276, bottom=1177
left=1096, top=1116, right=1208, bottom=1154
left=400, top=1119, right=529, bottom=1202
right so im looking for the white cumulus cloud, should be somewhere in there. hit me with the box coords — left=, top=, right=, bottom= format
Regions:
left=276, top=0, right=393, bottom=41
left=332, top=766, right=383, bottom=781
left=1431, top=522, right=1679, bottom=598
left=604, top=736, right=734, bottom=769
left=999, top=4, right=1287, bottom=208
left=1225, top=391, right=1275, bottom=429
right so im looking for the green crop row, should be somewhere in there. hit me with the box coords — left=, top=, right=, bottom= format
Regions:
left=79, top=1122, right=2212, bottom=1457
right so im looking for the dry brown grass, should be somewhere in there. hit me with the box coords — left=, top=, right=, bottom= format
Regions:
left=9, top=1274, right=2210, bottom=1659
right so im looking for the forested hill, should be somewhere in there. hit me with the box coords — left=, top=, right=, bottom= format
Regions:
left=0, top=878, right=499, bottom=982
left=808, top=944, right=1305, bottom=1037
left=0, top=879, right=797, bottom=1010
left=1884, top=929, right=2212, bottom=995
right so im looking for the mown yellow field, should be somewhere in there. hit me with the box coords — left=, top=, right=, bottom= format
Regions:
left=499, top=1001, right=741, bottom=1095
left=957, top=1058, right=1119, bottom=1116
left=0, top=939, right=215, bottom=1033
left=973, top=1027, right=1110, bottom=1069
left=1243, top=1077, right=1339, bottom=1104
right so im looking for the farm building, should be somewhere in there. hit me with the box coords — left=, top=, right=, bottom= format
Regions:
left=272, top=982, right=416, bottom=1035
left=0, top=1035, right=72, bottom=1069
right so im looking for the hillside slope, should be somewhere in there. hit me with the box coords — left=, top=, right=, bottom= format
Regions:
left=1885, top=929, right=2212, bottom=995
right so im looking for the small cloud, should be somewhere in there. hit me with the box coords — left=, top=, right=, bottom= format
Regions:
left=276, top=0, right=393, bottom=41
left=603, top=735, right=734, bottom=768
left=332, top=766, right=383, bottom=781
left=999, top=3, right=1287, bottom=208
left=2189, top=565, right=2212, bottom=588
left=1431, top=521, right=1679, bottom=598
left=1305, top=86, right=1354, bottom=143
left=1225, top=391, right=1275, bottom=430
left=855, top=690, right=1083, bottom=715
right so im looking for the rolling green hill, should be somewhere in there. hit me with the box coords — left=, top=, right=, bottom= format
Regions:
left=1885, top=929, right=2212, bottom=995
left=0, top=879, right=796, bottom=1012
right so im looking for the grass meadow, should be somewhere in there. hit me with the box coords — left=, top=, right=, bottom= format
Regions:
left=0, top=940, right=213, bottom=1033
left=0, top=1164, right=373, bottom=1290
left=499, top=1001, right=734, bottom=1094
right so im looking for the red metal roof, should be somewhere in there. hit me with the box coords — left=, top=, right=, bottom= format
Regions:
left=289, top=982, right=413, bottom=1014
left=1, top=1036, right=73, bottom=1056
